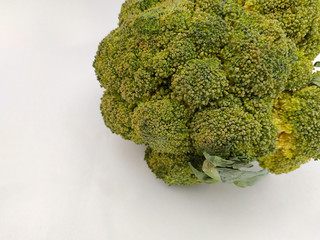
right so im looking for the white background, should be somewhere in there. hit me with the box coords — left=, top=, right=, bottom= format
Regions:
left=1, top=0, right=320, bottom=239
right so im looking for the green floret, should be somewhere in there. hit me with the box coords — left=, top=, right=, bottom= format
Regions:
left=285, top=51, right=314, bottom=91
left=131, top=98, right=192, bottom=154
left=190, top=101, right=262, bottom=159
left=189, top=12, right=230, bottom=56
left=243, top=97, right=278, bottom=157
left=171, top=58, right=228, bottom=110
left=153, top=36, right=196, bottom=79
left=144, top=147, right=202, bottom=186
left=221, top=11, right=296, bottom=98
left=258, top=86, right=320, bottom=174
left=100, top=91, right=143, bottom=144
left=242, top=0, right=320, bottom=59
left=208, top=95, right=277, bottom=158
left=193, top=0, right=224, bottom=15
left=93, top=29, right=122, bottom=94
left=159, top=2, right=193, bottom=34
left=119, top=0, right=165, bottom=25
left=133, top=8, right=163, bottom=36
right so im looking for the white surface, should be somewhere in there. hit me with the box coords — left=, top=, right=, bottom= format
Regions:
left=1, top=1, right=320, bottom=239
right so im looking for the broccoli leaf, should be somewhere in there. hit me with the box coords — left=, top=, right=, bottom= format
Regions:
left=190, top=153, right=268, bottom=187
left=202, top=160, right=221, bottom=182
left=314, top=62, right=320, bottom=67
left=312, top=74, right=320, bottom=87
left=204, top=152, right=253, bottom=169
left=228, top=156, right=254, bottom=169
left=203, top=152, right=234, bottom=168
left=233, top=169, right=269, bottom=188
left=189, top=163, right=220, bottom=184
left=218, top=168, right=269, bottom=187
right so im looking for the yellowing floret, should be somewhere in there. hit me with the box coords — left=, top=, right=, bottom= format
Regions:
left=259, top=86, right=320, bottom=173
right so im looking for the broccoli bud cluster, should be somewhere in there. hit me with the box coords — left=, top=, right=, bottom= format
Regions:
left=94, top=0, right=320, bottom=186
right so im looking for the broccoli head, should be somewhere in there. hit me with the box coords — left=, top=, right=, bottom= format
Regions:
left=94, top=0, right=320, bottom=186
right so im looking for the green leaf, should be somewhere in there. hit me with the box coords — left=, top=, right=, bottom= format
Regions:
left=314, top=62, right=320, bottom=67
left=233, top=169, right=268, bottom=188
left=218, top=168, right=269, bottom=187
left=203, top=152, right=235, bottom=168
left=231, top=162, right=254, bottom=169
left=217, top=168, right=245, bottom=183
left=229, top=156, right=253, bottom=169
left=191, top=152, right=268, bottom=187
left=188, top=163, right=220, bottom=184
left=202, top=160, right=221, bottom=182
left=203, top=152, right=253, bottom=169
left=312, top=74, right=320, bottom=87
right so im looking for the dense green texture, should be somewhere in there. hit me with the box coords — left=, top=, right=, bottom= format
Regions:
left=94, top=0, right=320, bottom=186
left=145, top=147, right=202, bottom=185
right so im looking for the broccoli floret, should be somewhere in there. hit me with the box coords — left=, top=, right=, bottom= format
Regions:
left=242, top=0, right=320, bottom=60
left=221, top=11, right=296, bottom=98
left=131, top=98, right=192, bottom=154
left=258, top=86, right=320, bottom=174
left=94, top=0, right=320, bottom=186
left=189, top=12, right=230, bottom=56
left=243, top=97, right=278, bottom=157
left=144, top=147, right=202, bottom=186
left=190, top=97, right=277, bottom=159
left=100, top=91, right=143, bottom=144
left=285, top=51, right=314, bottom=91
left=171, top=58, right=228, bottom=110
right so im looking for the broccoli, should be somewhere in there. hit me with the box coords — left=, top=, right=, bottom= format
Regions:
left=94, top=0, right=320, bottom=187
